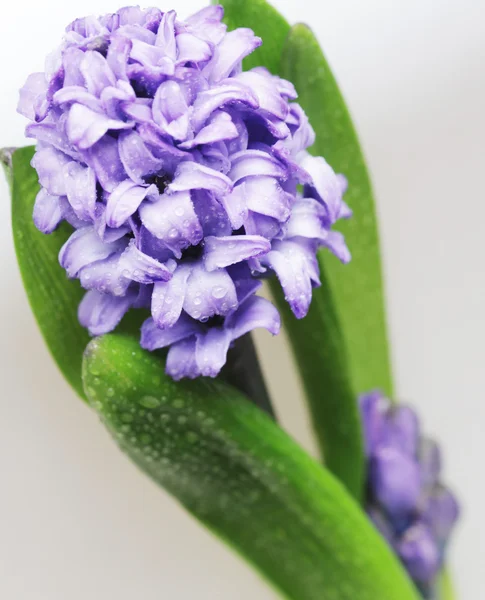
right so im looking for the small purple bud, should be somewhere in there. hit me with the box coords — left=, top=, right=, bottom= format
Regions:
left=358, top=391, right=390, bottom=457
left=397, top=523, right=441, bottom=584
left=367, top=505, right=396, bottom=545
left=370, top=446, right=421, bottom=518
left=423, top=484, right=460, bottom=547
left=383, top=405, right=420, bottom=457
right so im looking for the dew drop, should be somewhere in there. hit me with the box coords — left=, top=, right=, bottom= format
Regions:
left=139, top=395, right=160, bottom=409
left=211, top=285, right=227, bottom=299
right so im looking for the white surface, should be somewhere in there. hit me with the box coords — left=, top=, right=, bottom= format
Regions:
left=0, top=0, right=483, bottom=598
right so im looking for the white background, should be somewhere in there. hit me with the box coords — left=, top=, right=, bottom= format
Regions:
left=0, top=0, right=483, bottom=598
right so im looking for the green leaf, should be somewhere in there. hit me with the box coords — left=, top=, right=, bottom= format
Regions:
left=8, top=146, right=90, bottom=399
left=280, top=24, right=394, bottom=398
left=214, top=0, right=290, bottom=74
left=440, top=570, right=456, bottom=600
left=83, top=333, right=420, bottom=600
left=5, top=145, right=147, bottom=401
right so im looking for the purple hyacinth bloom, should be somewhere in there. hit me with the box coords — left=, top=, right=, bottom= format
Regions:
left=18, top=5, right=351, bottom=379
left=359, top=391, right=459, bottom=595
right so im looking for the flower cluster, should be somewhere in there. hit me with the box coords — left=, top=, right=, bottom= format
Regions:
left=360, top=392, right=459, bottom=597
left=18, top=5, right=351, bottom=379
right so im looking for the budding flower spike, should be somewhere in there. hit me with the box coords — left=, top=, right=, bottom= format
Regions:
left=18, top=4, right=351, bottom=380
left=360, top=392, right=460, bottom=598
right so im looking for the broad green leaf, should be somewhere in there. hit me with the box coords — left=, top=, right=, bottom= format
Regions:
left=214, top=0, right=290, bottom=73
left=440, top=570, right=456, bottom=600
left=7, top=146, right=90, bottom=399
left=83, top=333, right=420, bottom=600
left=280, top=24, right=394, bottom=398
left=5, top=145, right=146, bottom=401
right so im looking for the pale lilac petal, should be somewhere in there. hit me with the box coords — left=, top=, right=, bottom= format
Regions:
left=195, top=328, right=232, bottom=377
left=204, top=235, right=270, bottom=271
left=25, top=122, right=80, bottom=160
left=59, top=227, right=125, bottom=278
left=192, top=190, right=232, bottom=236
left=118, top=130, right=164, bottom=184
left=80, top=51, right=116, bottom=96
left=33, top=189, right=63, bottom=234
left=67, top=104, right=133, bottom=150
left=205, top=28, right=262, bottom=83
left=139, top=190, right=203, bottom=256
left=229, top=150, right=287, bottom=183
left=285, top=198, right=327, bottom=240
left=83, top=135, right=126, bottom=192
left=17, top=72, right=48, bottom=121
left=244, top=211, right=281, bottom=240
left=151, top=264, right=192, bottom=328
left=191, top=82, right=258, bottom=130
left=78, top=289, right=136, bottom=335
left=106, top=34, right=132, bottom=81
left=183, top=263, right=237, bottom=320
left=54, top=86, right=103, bottom=112
left=322, top=231, right=351, bottom=264
left=234, top=71, right=288, bottom=119
left=168, top=161, right=232, bottom=196
left=105, top=180, right=158, bottom=228
left=261, top=240, right=320, bottom=319
left=32, top=146, right=72, bottom=196
left=239, top=176, right=292, bottom=222
left=218, top=183, right=248, bottom=229
left=63, top=161, right=97, bottom=220
left=141, top=314, right=200, bottom=350
left=179, top=111, right=238, bottom=150
left=299, top=153, right=343, bottom=222
left=79, top=252, right=132, bottom=296
left=226, top=295, right=281, bottom=339
left=117, top=239, right=172, bottom=284
left=185, top=5, right=226, bottom=45
left=155, top=10, right=177, bottom=60
left=166, top=337, right=198, bottom=380
left=176, top=33, right=212, bottom=65
left=152, top=80, right=190, bottom=140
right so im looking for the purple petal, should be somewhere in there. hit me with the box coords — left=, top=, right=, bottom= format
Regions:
left=179, top=111, right=238, bottom=150
left=383, top=405, right=420, bottom=457
left=166, top=337, right=199, bottom=380
left=176, top=33, right=212, bottom=65
left=205, top=28, right=262, bottom=83
left=78, top=289, right=136, bottom=335
left=261, top=240, right=320, bottom=319
left=53, top=86, right=103, bottom=112
left=192, top=189, right=232, bottom=236
left=141, top=314, right=200, bottom=350
left=105, top=180, right=158, bottom=228
left=168, top=161, right=233, bottom=196
left=321, top=230, right=351, bottom=264
left=151, top=263, right=192, bottom=329
left=155, top=10, right=177, bottom=60
left=64, top=161, right=97, bottom=220
left=191, top=82, right=258, bottom=131
left=59, top=227, right=125, bottom=278
left=33, top=189, right=63, bottom=234
left=32, top=146, right=71, bottom=196
left=226, top=295, right=281, bottom=340
left=67, top=103, right=133, bottom=150
left=79, top=251, right=131, bottom=296
left=370, top=446, right=422, bottom=518
left=204, top=235, right=270, bottom=271
left=183, top=263, right=237, bottom=320
left=195, top=327, right=232, bottom=377
left=239, top=176, right=292, bottom=222
left=117, top=239, right=172, bottom=284
left=152, top=80, right=190, bottom=141
left=234, top=71, right=288, bottom=119
left=26, top=122, right=80, bottom=160
left=17, top=72, right=48, bottom=121
left=285, top=198, right=328, bottom=240
left=80, top=50, right=116, bottom=96
left=83, top=135, right=126, bottom=191
left=397, top=524, right=441, bottom=584
left=139, top=190, right=203, bottom=257
left=229, top=150, right=287, bottom=183
left=419, top=438, right=442, bottom=489
left=218, top=183, right=248, bottom=229
left=106, top=34, right=132, bottom=81
left=185, top=5, right=226, bottom=45
left=118, top=130, right=165, bottom=184
left=359, top=391, right=390, bottom=457
left=422, top=485, right=460, bottom=546
left=299, top=153, right=343, bottom=223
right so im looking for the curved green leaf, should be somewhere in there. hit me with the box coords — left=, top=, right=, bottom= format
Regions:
left=83, top=333, right=420, bottom=600
left=5, top=145, right=146, bottom=401
left=280, top=24, right=394, bottom=398
left=214, top=0, right=290, bottom=74
left=7, top=146, right=90, bottom=399
left=440, top=570, right=456, bottom=600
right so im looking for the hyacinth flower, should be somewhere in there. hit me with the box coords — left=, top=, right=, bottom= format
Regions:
left=3, top=1, right=461, bottom=599
left=17, top=4, right=351, bottom=381
left=360, top=392, right=460, bottom=598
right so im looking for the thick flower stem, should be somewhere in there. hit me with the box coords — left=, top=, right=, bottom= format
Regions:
left=222, top=333, right=276, bottom=419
